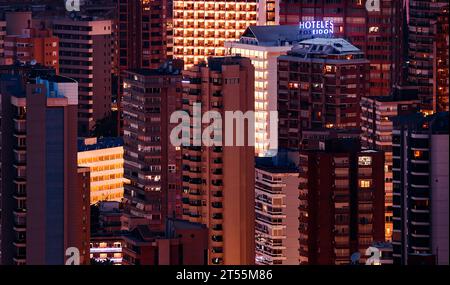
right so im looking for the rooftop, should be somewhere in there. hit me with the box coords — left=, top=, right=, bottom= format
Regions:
left=208, top=56, right=249, bottom=72
left=238, top=25, right=300, bottom=46
left=285, top=38, right=366, bottom=60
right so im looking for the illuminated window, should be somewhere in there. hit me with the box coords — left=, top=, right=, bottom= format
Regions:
left=359, top=180, right=372, bottom=188
left=413, top=150, right=422, bottom=158
left=358, top=156, right=372, bottom=166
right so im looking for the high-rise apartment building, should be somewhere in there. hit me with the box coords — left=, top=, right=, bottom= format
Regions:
left=121, top=60, right=183, bottom=232
left=434, top=4, right=449, bottom=113
left=298, top=138, right=385, bottom=265
left=173, top=0, right=258, bottom=66
left=408, top=0, right=449, bottom=113
left=225, top=25, right=299, bottom=156
left=181, top=57, right=255, bottom=265
left=392, top=112, right=449, bottom=265
left=0, top=21, right=6, bottom=65
left=78, top=137, right=126, bottom=204
left=360, top=86, right=420, bottom=241
left=257, top=0, right=280, bottom=25
left=0, top=74, right=90, bottom=265
left=279, top=0, right=405, bottom=97
left=4, top=26, right=59, bottom=71
left=117, top=0, right=172, bottom=70
left=278, top=38, right=369, bottom=150
left=53, top=17, right=113, bottom=136
left=255, top=153, right=300, bottom=265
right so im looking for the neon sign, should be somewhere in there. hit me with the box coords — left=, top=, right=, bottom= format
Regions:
left=299, top=20, right=334, bottom=37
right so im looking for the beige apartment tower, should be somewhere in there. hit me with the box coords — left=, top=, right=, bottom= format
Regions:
left=181, top=57, right=255, bottom=265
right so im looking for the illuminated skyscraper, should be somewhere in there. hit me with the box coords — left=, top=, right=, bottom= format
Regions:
left=225, top=25, right=298, bottom=156
left=173, top=0, right=258, bottom=66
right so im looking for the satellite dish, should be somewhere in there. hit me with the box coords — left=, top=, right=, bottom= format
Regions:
left=350, top=252, right=361, bottom=265
left=30, top=59, right=37, bottom=65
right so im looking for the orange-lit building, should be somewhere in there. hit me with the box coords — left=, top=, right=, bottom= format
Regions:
left=4, top=27, right=59, bottom=71
left=173, top=0, right=258, bottom=66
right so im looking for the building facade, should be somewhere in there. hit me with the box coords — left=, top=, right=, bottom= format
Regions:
left=433, top=4, right=449, bottom=113
left=360, top=86, right=420, bottom=241
left=117, top=0, right=172, bottom=70
left=278, top=38, right=369, bottom=150
left=0, top=74, right=90, bottom=265
left=0, top=21, right=6, bottom=65
left=255, top=153, right=300, bottom=265
left=181, top=57, right=255, bottom=265
left=53, top=17, right=113, bottom=136
left=279, top=0, right=405, bottom=97
left=298, top=139, right=385, bottom=265
left=225, top=25, right=299, bottom=156
left=408, top=0, right=449, bottom=113
left=173, top=0, right=258, bottom=66
left=121, top=60, right=183, bottom=232
left=392, top=112, right=449, bottom=265
left=78, top=137, right=126, bottom=204
left=4, top=26, right=59, bottom=71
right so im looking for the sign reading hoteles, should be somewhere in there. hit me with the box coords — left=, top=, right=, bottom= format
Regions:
left=299, top=20, right=334, bottom=38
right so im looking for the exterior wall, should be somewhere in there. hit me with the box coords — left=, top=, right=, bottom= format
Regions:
left=122, top=67, right=183, bottom=232
left=181, top=57, right=255, bottom=265
left=278, top=46, right=369, bottom=149
left=78, top=146, right=125, bottom=204
left=4, top=28, right=59, bottom=71
left=225, top=42, right=291, bottom=156
left=408, top=0, right=448, bottom=112
left=360, top=96, right=420, bottom=241
left=53, top=19, right=112, bottom=136
left=431, top=135, right=449, bottom=265
left=278, top=0, right=404, bottom=97
left=257, top=0, right=279, bottom=25
left=5, top=12, right=32, bottom=35
left=299, top=145, right=385, bottom=265
left=90, top=236, right=123, bottom=264
left=0, top=21, right=7, bottom=65
left=255, top=168, right=300, bottom=265
left=173, top=0, right=258, bottom=66
left=117, top=0, right=171, bottom=70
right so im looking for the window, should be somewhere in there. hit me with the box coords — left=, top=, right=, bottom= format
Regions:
left=359, top=179, right=372, bottom=188
left=413, top=150, right=422, bottom=158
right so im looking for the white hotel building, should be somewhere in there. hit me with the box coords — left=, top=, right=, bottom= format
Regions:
left=225, top=25, right=299, bottom=156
